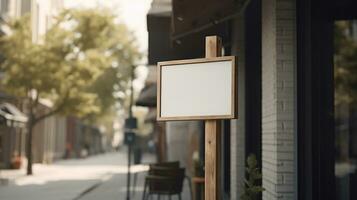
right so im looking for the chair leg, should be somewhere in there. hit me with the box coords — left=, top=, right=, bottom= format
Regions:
left=168, top=195, right=171, bottom=200
left=142, top=179, right=147, bottom=200
left=157, top=194, right=161, bottom=200
left=178, top=194, right=182, bottom=200
left=186, top=177, right=193, bottom=200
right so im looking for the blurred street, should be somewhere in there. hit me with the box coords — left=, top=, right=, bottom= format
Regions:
left=0, top=151, right=154, bottom=200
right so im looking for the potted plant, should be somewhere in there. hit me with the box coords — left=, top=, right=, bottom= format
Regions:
left=241, top=154, right=265, bottom=200
left=11, top=154, right=22, bottom=169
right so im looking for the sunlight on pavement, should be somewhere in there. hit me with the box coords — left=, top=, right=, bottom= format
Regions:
left=0, top=152, right=154, bottom=200
left=14, top=162, right=149, bottom=186
left=1, top=152, right=150, bottom=186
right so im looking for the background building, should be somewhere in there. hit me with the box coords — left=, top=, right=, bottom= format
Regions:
left=0, top=0, right=67, bottom=168
left=0, top=0, right=105, bottom=168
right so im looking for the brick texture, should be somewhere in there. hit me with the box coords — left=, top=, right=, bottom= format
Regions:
left=262, top=0, right=296, bottom=199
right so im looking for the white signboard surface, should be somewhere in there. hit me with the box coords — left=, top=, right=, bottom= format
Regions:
left=157, top=56, right=236, bottom=121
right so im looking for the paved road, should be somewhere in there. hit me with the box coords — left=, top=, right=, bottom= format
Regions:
left=77, top=172, right=146, bottom=200
left=78, top=168, right=192, bottom=200
left=0, top=150, right=154, bottom=200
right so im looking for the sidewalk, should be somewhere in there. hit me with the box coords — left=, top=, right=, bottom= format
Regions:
left=78, top=165, right=192, bottom=200
left=77, top=169, right=192, bottom=200
left=0, top=151, right=154, bottom=200
left=77, top=172, right=145, bottom=200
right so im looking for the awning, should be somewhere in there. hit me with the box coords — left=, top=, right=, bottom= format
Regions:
left=136, top=84, right=157, bottom=107
left=147, top=0, right=206, bottom=65
left=0, top=103, right=28, bottom=128
left=145, top=109, right=157, bottom=123
left=147, top=0, right=234, bottom=65
left=147, top=0, right=172, bottom=16
left=171, top=0, right=249, bottom=40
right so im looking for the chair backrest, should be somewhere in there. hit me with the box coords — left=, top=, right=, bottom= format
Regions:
left=149, top=161, right=179, bottom=169
left=147, top=167, right=185, bottom=194
left=149, top=166, right=183, bottom=176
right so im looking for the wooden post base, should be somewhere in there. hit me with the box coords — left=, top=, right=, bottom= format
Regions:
left=205, top=120, right=221, bottom=200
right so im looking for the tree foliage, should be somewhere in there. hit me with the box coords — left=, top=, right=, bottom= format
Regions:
left=0, top=8, right=141, bottom=175
left=334, top=21, right=357, bottom=107
left=0, top=8, right=141, bottom=120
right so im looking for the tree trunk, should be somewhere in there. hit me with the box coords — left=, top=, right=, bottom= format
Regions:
left=26, top=116, right=34, bottom=175
left=24, top=94, right=61, bottom=175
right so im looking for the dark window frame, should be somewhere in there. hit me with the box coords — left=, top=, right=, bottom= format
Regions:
left=297, top=0, right=357, bottom=200
left=244, top=0, right=262, bottom=165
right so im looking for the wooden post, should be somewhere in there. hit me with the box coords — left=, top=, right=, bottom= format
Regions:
left=205, top=36, right=222, bottom=200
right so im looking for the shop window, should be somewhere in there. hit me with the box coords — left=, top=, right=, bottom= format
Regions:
left=334, top=20, right=357, bottom=200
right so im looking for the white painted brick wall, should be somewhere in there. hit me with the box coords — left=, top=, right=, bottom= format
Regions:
left=262, top=0, right=296, bottom=199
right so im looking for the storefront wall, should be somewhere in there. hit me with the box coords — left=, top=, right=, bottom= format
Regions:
left=148, top=0, right=357, bottom=199
left=148, top=0, right=299, bottom=199
left=54, top=116, right=66, bottom=160
left=32, top=114, right=67, bottom=164
left=0, top=126, right=23, bottom=168
left=261, top=0, right=297, bottom=199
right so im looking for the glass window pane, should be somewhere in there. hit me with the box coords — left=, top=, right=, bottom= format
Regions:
left=334, top=20, right=357, bottom=200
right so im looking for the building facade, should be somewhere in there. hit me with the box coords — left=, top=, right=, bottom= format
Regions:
left=0, top=0, right=67, bottom=167
left=145, top=0, right=357, bottom=199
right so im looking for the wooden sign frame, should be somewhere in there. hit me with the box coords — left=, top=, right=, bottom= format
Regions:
left=156, top=36, right=236, bottom=200
left=157, top=56, right=237, bottom=121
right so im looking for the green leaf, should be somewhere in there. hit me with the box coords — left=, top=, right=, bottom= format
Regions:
left=240, top=153, right=264, bottom=200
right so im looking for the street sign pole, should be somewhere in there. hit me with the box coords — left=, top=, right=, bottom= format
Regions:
left=126, top=140, right=132, bottom=200
left=204, top=36, right=222, bottom=200
left=126, top=65, right=136, bottom=200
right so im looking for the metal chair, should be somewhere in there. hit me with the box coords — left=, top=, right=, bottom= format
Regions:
left=132, top=161, right=181, bottom=196
left=142, top=167, right=186, bottom=200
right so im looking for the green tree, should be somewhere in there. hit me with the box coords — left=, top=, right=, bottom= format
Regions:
left=334, top=21, right=357, bottom=106
left=0, top=9, right=141, bottom=175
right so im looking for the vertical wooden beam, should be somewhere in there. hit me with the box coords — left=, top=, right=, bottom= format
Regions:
left=205, top=36, right=222, bottom=58
left=205, top=120, right=221, bottom=200
left=205, top=36, right=222, bottom=200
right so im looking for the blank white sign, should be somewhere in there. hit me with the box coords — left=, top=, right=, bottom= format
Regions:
left=157, top=56, right=236, bottom=121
